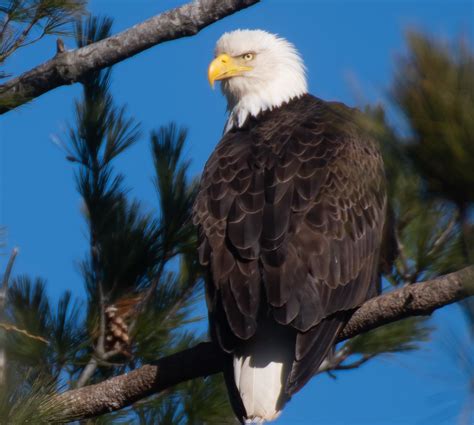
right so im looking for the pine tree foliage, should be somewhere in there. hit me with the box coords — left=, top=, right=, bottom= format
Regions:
left=0, top=276, right=79, bottom=423
left=394, top=32, right=474, bottom=268
left=0, top=0, right=87, bottom=66
left=1, top=14, right=236, bottom=423
left=0, top=376, right=64, bottom=424
left=393, top=32, right=474, bottom=208
left=180, top=376, right=238, bottom=425
left=392, top=32, right=474, bottom=338
left=348, top=317, right=432, bottom=355
left=321, top=34, right=473, bottom=377
left=0, top=0, right=87, bottom=119
left=63, top=15, right=235, bottom=422
left=7, top=277, right=50, bottom=370
left=1, top=18, right=472, bottom=423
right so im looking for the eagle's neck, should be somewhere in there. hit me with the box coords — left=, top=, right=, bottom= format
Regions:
left=223, top=73, right=308, bottom=133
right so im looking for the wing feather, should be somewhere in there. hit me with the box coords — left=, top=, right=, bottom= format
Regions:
left=194, top=94, right=387, bottom=396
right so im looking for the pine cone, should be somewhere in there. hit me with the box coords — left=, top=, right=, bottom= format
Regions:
left=104, top=304, right=131, bottom=357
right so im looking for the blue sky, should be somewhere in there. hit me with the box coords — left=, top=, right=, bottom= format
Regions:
left=1, top=0, right=473, bottom=424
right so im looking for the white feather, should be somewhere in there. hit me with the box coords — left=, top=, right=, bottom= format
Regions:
left=214, top=29, right=308, bottom=132
left=233, top=322, right=294, bottom=423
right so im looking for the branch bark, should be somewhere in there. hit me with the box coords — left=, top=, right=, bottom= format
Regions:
left=53, top=265, right=474, bottom=422
left=0, top=0, right=260, bottom=114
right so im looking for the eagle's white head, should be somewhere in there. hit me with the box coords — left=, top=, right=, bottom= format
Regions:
left=209, top=29, right=308, bottom=132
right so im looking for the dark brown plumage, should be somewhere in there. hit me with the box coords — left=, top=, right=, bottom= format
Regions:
left=193, top=93, right=386, bottom=401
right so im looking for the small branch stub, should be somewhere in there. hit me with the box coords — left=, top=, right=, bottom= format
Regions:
left=56, top=38, right=66, bottom=54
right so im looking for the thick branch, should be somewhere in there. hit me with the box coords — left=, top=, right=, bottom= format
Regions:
left=54, top=342, right=224, bottom=422
left=337, top=265, right=473, bottom=340
left=54, top=266, right=473, bottom=421
left=0, top=0, right=260, bottom=113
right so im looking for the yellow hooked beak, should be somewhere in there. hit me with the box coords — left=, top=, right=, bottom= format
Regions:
left=208, top=53, right=252, bottom=88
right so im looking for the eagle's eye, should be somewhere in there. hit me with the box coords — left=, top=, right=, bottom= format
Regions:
left=241, top=52, right=254, bottom=61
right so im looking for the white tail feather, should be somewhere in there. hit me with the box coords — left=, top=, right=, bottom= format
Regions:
left=233, top=323, right=294, bottom=423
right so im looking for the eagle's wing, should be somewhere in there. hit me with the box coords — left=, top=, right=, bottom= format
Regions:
left=193, top=128, right=262, bottom=350
left=193, top=96, right=386, bottom=395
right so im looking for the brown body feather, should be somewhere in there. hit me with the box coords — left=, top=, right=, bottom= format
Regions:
left=193, top=94, right=387, bottom=410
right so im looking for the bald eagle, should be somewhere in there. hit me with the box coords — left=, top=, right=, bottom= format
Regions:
left=193, top=30, right=387, bottom=423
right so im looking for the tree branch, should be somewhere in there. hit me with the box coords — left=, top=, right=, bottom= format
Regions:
left=1, top=247, right=18, bottom=294
left=53, top=266, right=473, bottom=421
left=338, top=266, right=472, bottom=340
left=428, top=212, right=457, bottom=257
left=0, top=0, right=260, bottom=113
left=0, top=13, right=40, bottom=63
left=333, top=354, right=376, bottom=371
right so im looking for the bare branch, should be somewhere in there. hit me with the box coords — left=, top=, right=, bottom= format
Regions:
left=74, top=357, right=99, bottom=389
left=317, top=346, right=350, bottom=374
left=128, top=263, right=166, bottom=336
left=1, top=247, right=18, bottom=295
left=335, top=354, right=376, bottom=371
left=318, top=350, right=376, bottom=377
left=53, top=266, right=474, bottom=421
left=74, top=241, right=107, bottom=388
left=0, top=322, right=49, bottom=344
left=394, top=229, right=412, bottom=282
left=428, top=212, right=458, bottom=257
left=0, top=0, right=260, bottom=113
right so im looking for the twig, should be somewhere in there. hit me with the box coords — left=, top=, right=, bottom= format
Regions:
left=162, top=278, right=200, bottom=324
left=127, top=265, right=166, bottom=338
left=75, top=357, right=98, bottom=389
left=427, top=212, right=458, bottom=257
left=0, top=13, right=13, bottom=43
left=333, top=354, right=376, bottom=370
left=1, top=247, right=18, bottom=294
left=75, top=229, right=107, bottom=388
left=128, top=247, right=182, bottom=335
left=317, top=346, right=350, bottom=374
left=74, top=232, right=113, bottom=389
left=0, top=322, right=48, bottom=344
left=317, top=347, right=375, bottom=375
left=0, top=15, right=40, bottom=62
left=394, top=229, right=412, bottom=282
left=97, top=278, right=106, bottom=357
